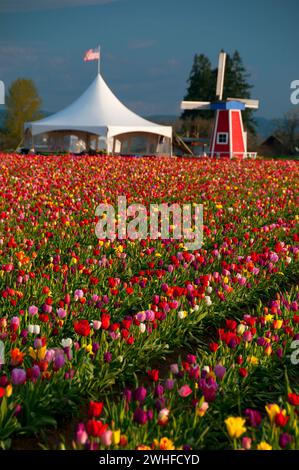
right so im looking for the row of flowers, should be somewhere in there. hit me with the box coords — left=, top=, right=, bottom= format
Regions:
left=54, top=287, right=299, bottom=450
left=0, top=154, right=298, bottom=448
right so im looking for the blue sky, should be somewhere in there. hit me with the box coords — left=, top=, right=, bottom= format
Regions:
left=0, top=0, right=298, bottom=118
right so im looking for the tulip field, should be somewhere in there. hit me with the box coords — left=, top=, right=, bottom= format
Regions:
left=0, top=153, right=299, bottom=451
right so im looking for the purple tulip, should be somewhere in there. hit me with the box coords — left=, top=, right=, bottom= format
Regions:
left=64, top=346, right=73, bottom=361
left=0, top=375, right=8, bottom=387
left=133, top=408, right=147, bottom=425
left=155, top=398, right=165, bottom=410
left=34, top=338, right=43, bottom=349
left=92, top=342, right=100, bottom=354
left=228, top=337, right=238, bottom=349
left=11, top=368, right=26, bottom=385
left=214, top=364, right=226, bottom=380
left=165, top=378, right=174, bottom=390
left=257, top=337, right=266, bottom=347
left=123, top=388, right=132, bottom=402
left=134, top=386, right=147, bottom=403
left=199, top=376, right=218, bottom=402
left=276, top=348, right=283, bottom=359
left=14, top=404, right=22, bottom=416
left=31, top=365, right=40, bottom=379
left=183, top=445, right=192, bottom=451
left=279, top=433, right=292, bottom=449
left=104, top=351, right=112, bottom=362
left=53, top=354, right=65, bottom=370
left=244, top=408, right=262, bottom=427
left=154, top=384, right=164, bottom=398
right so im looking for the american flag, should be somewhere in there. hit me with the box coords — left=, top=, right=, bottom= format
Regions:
left=84, top=48, right=100, bottom=62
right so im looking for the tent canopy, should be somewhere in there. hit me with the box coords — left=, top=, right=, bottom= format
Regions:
left=25, top=74, right=172, bottom=141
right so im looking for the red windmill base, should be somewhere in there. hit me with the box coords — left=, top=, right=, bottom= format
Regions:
left=210, top=103, right=247, bottom=158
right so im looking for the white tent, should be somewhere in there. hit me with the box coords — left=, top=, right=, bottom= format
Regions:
left=24, top=74, right=172, bottom=155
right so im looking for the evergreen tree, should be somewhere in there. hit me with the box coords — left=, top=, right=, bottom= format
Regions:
left=181, top=54, right=215, bottom=121
left=3, top=78, right=42, bottom=149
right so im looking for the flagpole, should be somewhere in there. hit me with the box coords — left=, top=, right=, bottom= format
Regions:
left=98, top=45, right=100, bottom=75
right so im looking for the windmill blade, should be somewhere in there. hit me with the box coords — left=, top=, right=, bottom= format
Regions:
left=216, top=52, right=226, bottom=100
left=181, top=101, right=211, bottom=110
left=227, top=98, right=259, bottom=109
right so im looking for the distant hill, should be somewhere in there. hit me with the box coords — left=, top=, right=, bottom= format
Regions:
left=145, top=115, right=178, bottom=126
left=0, top=108, right=281, bottom=141
left=145, top=114, right=281, bottom=140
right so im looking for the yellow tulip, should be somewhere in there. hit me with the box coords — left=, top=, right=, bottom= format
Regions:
left=225, top=417, right=246, bottom=439
left=265, top=404, right=280, bottom=424
left=273, top=320, right=283, bottom=329
left=6, top=384, right=13, bottom=397
left=257, top=441, right=272, bottom=450
left=265, top=314, right=274, bottom=323
left=29, top=345, right=47, bottom=361
left=112, top=429, right=121, bottom=445
left=248, top=356, right=259, bottom=365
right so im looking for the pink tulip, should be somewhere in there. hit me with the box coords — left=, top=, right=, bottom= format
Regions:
left=100, top=430, right=113, bottom=446
left=28, top=305, right=38, bottom=316
left=178, top=384, right=193, bottom=398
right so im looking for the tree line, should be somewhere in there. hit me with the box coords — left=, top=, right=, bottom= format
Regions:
left=0, top=52, right=298, bottom=155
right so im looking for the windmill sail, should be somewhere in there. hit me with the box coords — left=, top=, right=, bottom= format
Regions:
left=216, top=52, right=226, bottom=100
left=181, top=101, right=211, bottom=110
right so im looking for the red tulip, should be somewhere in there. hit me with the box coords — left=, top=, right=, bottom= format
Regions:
left=88, top=401, right=104, bottom=418
left=74, top=319, right=91, bottom=337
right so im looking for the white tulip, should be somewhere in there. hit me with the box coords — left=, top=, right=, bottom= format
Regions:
left=33, top=325, right=40, bottom=334
left=237, top=324, right=246, bottom=335
left=61, top=338, right=73, bottom=348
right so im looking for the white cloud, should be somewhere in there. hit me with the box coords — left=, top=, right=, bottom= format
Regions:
left=0, top=0, right=119, bottom=13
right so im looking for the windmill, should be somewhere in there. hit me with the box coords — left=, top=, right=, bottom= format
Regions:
left=181, top=52, right=259, bottom=158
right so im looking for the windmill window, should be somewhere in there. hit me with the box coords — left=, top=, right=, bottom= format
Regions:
left=217, top=133, right=228, bottom=144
